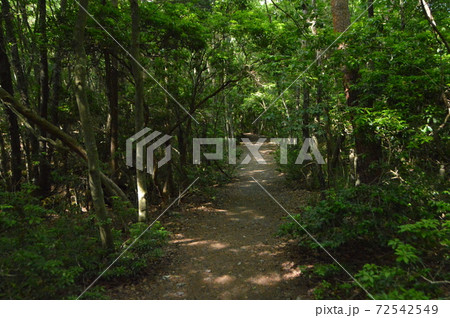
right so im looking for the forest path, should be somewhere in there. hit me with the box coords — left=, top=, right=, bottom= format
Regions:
left=109, top=139, right=318, bottom=299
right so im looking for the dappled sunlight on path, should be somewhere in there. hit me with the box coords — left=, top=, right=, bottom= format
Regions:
left=109, top=140, right=317, bottom=299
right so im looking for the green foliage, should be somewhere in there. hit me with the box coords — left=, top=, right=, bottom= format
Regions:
left=0, top=187, right=168, bottom=299
left=1, top=0, right=449, bottom=301
left=279, top=182, right=449, bottom=299
left=355, top=264, right=431, bottom=300
left=279, top=183, right=439, bottom=248
left=104, top=222, right=168, bottom=280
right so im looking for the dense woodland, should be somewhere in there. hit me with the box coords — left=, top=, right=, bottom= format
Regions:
left=0, top=0, right=448, bottom=299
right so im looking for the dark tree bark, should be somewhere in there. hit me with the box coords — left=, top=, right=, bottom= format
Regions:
left=368, top=0, right=374, bottom=18
left=102, top=0, right=119, bottom=180
left=49, top=0, right=67, bottom=133
left=0, top=131, right=9, bottom=183
left=331, top=0, right=350, bottom=33
left=0, top=13, right=22, bottom=191
left=37, top=0, right=51, bottom=195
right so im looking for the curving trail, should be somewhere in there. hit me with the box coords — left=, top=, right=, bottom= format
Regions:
left=109, top=141, right=317, bottom=299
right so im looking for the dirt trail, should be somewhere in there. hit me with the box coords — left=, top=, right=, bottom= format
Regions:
left=110, top=141, right=317, bottom=299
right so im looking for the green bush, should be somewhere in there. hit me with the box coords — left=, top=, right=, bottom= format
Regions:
left=0, top=186, right=168, bottom=299
left=103, top=222, right=168, bottom=280
left=279, top=183, right=437, bottom=248
left=279, top=183, right=449, bottom=299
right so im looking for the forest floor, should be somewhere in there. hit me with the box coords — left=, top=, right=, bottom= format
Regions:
left=108, top=139, right=322, bottom=299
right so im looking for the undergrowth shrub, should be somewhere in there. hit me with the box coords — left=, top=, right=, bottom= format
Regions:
left=0, top=185, right=168, bottom=299
left=279, top=183, right=449, bottom=299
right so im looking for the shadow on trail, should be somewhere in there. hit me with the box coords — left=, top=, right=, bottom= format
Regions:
left=109, top=140, right=318, bottom=299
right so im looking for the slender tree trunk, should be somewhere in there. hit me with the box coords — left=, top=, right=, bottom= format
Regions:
left=331, top=0, right=381, bottom=184
left=0, top=14, right=22, bottom=191
left=50, top=0, right=67, bottom=128
left=301, top=3, right=311, bottom=139
left=130, top=0, right=147, bottom=221
left=0, top=129, right=8, bottom=176
left=105, top=52, right=119, bottom=179
left=162, top=64, right=174, bottom=200
left=103, top=0, right=119, bottom=180
left=302, top=84, right=310, bottom=139
left=48, top=0, right=67, bottom=189
left=398, top=0, right=405, bottom=30
left=73, top=0, right=113, bottom=250
left=37, top=0, right=51, bottom=195
left=368, top=0, right=374, bottom=18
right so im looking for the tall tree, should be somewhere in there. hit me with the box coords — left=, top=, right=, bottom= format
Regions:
left=37, top=0, right=51, bottom=194
left=49, top=0, right=67, bottom=124
left=103, top=0, right=119, bottom=180
left=73, top=0, right=113, bottom=250
left=331, top=0, right=381, bottom=184
left=130, top=0, right=148, bottom=221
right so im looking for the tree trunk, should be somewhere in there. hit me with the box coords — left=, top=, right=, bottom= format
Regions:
left=105, top=51, right=119, bottom=179
left=37, top=0, right=51, bottom=195
left=103, top=0, right=119, bottom=180
left=130, top=0, right=148, bottom=221
left=302, top=84, right=310, bottom=139
left=331, top=0, right=350, bottom=33
left=0, top=14, right=22, bottom=191
left=368, top=0, right=374, bottom=18
left=331, top=0, right=381, bottom=184
left=73, top=0, right=113, bottom=250
left=0, top=131, right=9, bottom=183
left=50, top=0, right=67, bottom=118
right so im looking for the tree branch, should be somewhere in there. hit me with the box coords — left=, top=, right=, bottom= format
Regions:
left=270, top=0, right=304, bottom=33
left=168, top=76, right=243, bottom=135
left=421, top=275, right=450, bottom=285
left=420, top=0, right=450, bottom=53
